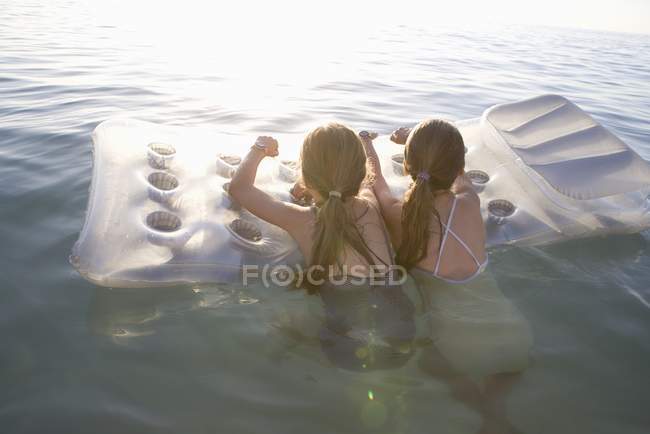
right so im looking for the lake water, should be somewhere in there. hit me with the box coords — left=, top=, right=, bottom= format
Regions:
left=1, top=1, right=650, bottom=433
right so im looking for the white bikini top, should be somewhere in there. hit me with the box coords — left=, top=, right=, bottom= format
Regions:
left=417, top=196, right=488, bottom=284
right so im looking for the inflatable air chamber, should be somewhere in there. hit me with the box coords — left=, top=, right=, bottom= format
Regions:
left=71, top=95, right=650, bottom=287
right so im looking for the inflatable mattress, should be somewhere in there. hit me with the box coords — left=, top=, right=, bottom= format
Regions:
left=70, top=95, right=650, bottom=287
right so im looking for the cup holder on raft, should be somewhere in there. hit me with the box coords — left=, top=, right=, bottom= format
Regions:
left=227, top=218, right=263, bottom=247
left=145, top=211, right=193, bottom=248
left=488, top=199, right=515, bottom=225
left=279, top=160, right=299, bottom=183
left=146, top=211, right=182, bottom=232
left=216, top=154, right=242, bottom=178
left=467, top=170, right=489, bottom=185
left=147, top=172, right=179, bottom=204
left=391, top=154, right=405, bottom=176
left=147, top=142, right=176, bottom=169
left=466, top=170, right=490, bottom=192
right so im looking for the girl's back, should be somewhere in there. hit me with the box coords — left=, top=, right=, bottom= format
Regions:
left=415, top=179, right=487, bottom=282
left=290, top=196, right=395, bottom=278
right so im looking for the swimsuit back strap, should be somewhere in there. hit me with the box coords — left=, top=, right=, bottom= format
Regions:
left=446, top=228, right=483, bottom=267
left=433, top=196, right=458, bottom=276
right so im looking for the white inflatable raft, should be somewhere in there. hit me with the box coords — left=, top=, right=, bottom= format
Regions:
left=70, top=95, right=650, bottom=287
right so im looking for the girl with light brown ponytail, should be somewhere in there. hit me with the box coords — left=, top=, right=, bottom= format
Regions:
left=230, top=123, right=416, bottom=371
left=360, top=119, right=487, bottom=281
left=229, top=123, right=397, bottom=287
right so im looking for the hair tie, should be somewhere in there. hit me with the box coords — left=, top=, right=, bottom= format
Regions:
left=328, top=190, right=342, bottom=198
left=417, top=171, right=430, bottom=181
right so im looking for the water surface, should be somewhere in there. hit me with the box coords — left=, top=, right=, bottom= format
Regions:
left=1, top=2, right=650, bottom=433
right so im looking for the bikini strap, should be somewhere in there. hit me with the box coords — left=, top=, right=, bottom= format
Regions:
left=433, top=196, right=458, bottom=276
left=445, top=229, right=483, bottom=267
left=438, top=196, right=484, bottom=268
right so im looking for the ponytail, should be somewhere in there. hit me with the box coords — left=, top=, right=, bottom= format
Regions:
left=396, top=177, right=443, bottom=270
left=309, top=193, right=377, bottom=286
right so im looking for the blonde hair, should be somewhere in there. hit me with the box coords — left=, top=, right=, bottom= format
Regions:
left=396, top=119, right=465, bottom=270
left=300, top=123, right=378, bottom=287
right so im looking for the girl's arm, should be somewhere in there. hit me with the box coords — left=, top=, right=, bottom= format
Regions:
left=359, top=132, right=404, bottom=248
left=229, top=136, right=309, bottom=235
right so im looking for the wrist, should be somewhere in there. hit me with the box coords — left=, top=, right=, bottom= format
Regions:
left=250, top=146, right=266, bottom=158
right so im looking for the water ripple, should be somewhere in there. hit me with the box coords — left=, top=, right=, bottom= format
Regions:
left=1, top=1, right=650, bottom=433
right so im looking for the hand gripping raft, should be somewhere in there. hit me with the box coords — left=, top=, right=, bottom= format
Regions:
left=70, top=95, right=650, bottom=287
